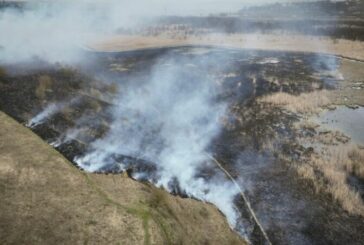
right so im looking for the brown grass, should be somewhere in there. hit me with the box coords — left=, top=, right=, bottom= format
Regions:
left=296, top=119, right=320, bottom=131
left=0, top=67, right=6, bottom=78
left=59, top=67, right=77, bottom=79
left=35, top=75, right=53, bottom=100
left=106, top=83, right=119, bottom=94
left=89, top=100, right=102, bottom=113
left=89, top=87, right=103, bottom=99
left=296, top=143, right=364, bottom=216
left=317, top=130, right=351, bottom=145
left=259, top=90, right=330, bottom=114
left=148, top=187, right=168, bottom=209
left=345, top=146, right=364, bottom=178
left=90, top=33, right=364, bottom=61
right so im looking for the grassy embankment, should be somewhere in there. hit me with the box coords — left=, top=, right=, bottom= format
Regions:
left=0, top=111, right=245, bottom=245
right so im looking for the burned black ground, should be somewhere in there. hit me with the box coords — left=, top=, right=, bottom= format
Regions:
left=0, top=48, right=363, bottom=244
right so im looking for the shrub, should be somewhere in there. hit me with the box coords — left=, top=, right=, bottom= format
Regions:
left=59, top=67, right=76, bottom=79
left=148, top=187, right=167, bottom=209
left=0, top=67, right=7, bottom=79
left=35, top=75, right=52, bottom=100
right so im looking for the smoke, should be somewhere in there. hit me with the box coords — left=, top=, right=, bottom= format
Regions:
left=0, top=0, right=319, bottom=63
left=0, top=0, right=219, bottom=63
left=74, top=51, right=242, bottom=227
left=4, top=0, right=342, bottom=241
left=0, top=1, right=127, bottom=63
left=26, top=97, right=80, bottom=128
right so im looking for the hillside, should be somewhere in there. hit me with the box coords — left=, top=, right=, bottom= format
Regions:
left=0, top=111, right=245, bottom=245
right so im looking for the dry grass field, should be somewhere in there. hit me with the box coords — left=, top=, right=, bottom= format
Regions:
left=259, top=88, right=364, bottom=217
left=258, top=90, right=331, bottom=115
left=89, top=34, right=364, bottom=61
left=296, top=143, right=364, bottom=216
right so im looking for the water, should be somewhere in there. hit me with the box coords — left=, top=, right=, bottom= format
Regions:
left=315, top=106, right=364, bottom=145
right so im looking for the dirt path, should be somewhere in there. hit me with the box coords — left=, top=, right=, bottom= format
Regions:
left=88, top=34, right=364, bottom=61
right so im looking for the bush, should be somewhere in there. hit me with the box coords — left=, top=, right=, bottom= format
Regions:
left=148, top=187, right=167, bottom=209
left=35, top=75, right=53, bottom=100
left=0, top=67, right=7, bottom=79
left=59, top=67, right=77, bottom=79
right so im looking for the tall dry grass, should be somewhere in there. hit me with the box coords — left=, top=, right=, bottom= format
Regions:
left=35, top=75, right=53, bottom=100
left=259, top=90, right=330, bottom=114
left=347, top=147, right=364, bottom=178
left=296, top=144, right=364, bottom=216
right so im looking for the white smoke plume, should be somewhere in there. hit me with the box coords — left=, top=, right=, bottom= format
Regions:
left=26, top=97, right=79, bottom=128
left=0, top=0, right=319, bottom=63
left=26, top=103, right=60, bottom=128
left=73, top=51, right=243, bottom=227
left=3, top=0, right=338, bottom=240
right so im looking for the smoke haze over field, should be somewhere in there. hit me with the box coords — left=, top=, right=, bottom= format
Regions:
left=1, top=0, right=341, bottom=242
left=0, top=0, right=334, bottom=63
left=2, top=0, right=254, bottom=231
left=73, top=51, right=242, bottom=228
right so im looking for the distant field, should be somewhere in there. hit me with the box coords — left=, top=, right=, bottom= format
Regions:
left=89, top=34, right=364, bottom=61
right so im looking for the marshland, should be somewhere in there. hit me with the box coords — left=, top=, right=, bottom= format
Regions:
left=1, top=1, right=364, bottom=245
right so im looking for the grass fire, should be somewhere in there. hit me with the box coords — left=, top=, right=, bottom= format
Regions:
left=1, top=1, right=364, bottom=245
